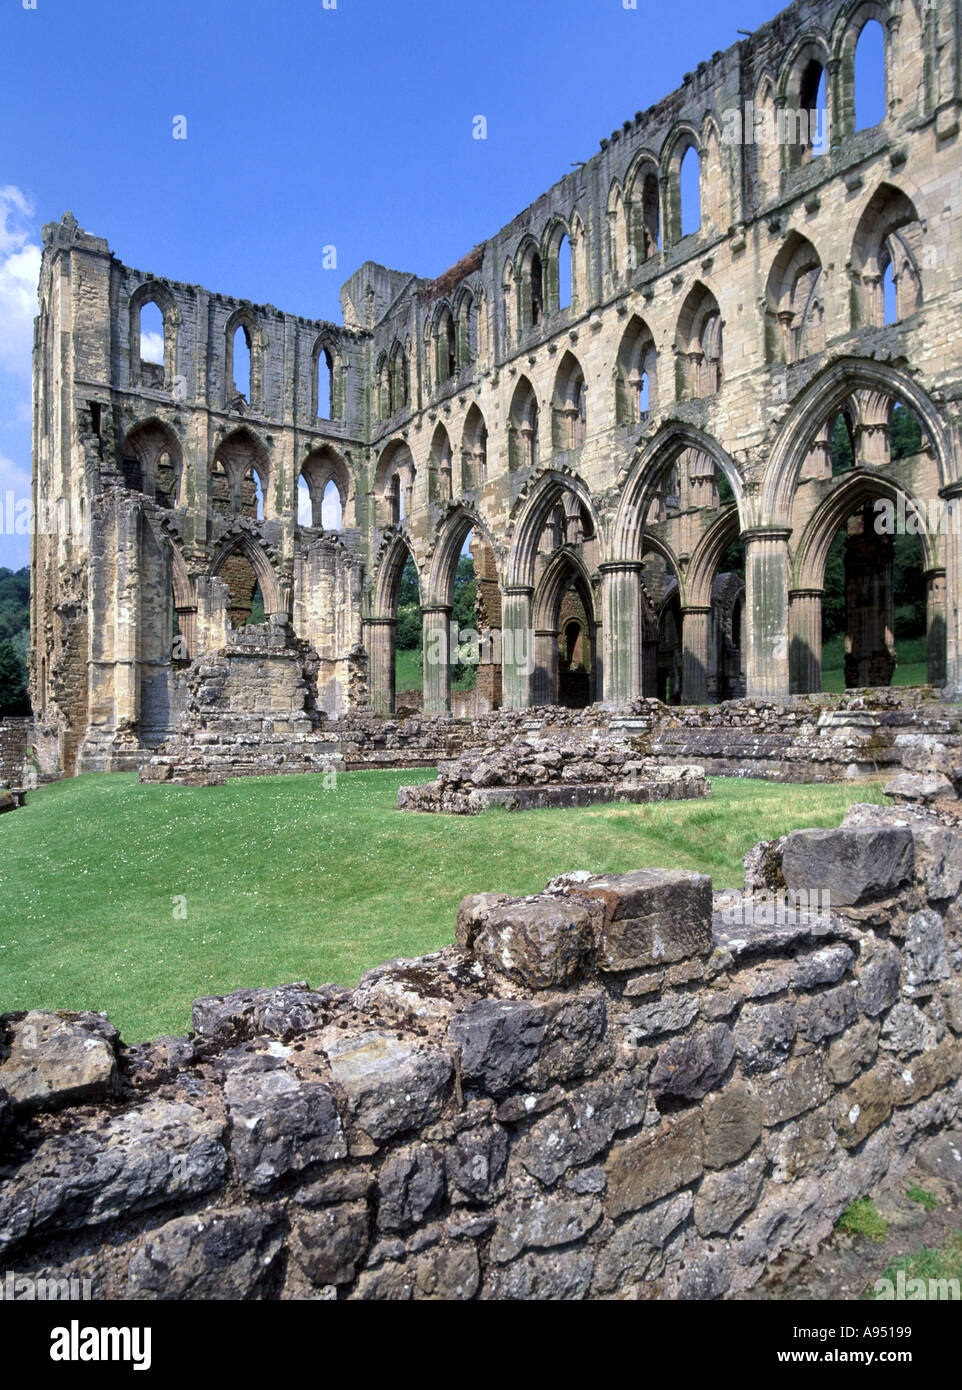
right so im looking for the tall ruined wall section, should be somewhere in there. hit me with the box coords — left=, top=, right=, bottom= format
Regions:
left=1, top=816, right=960, bottom=1299
left=31, top=0, right=962, bottom=774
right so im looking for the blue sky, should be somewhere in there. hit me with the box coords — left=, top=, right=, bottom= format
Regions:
left=0, top=0, right=861, bottom=570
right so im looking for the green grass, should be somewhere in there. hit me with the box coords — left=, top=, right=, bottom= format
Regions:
left=0, top=770, right=885, bottom=1043
left=906, top=1183, right=938, bottom=1212
left=821, top=634, right=929, bottom=693
left=394, top=646, right=422, bottom=695
left=837, top=1199, right=889, bottom=1243
left=866, top=1231, right=962, bottom=1299
left=394, top=647, right=476, bottom=695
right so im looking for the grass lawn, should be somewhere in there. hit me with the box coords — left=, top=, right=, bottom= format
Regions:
left=821, top=633, right=929, bottom=694
left=0, top=770, right=886, bottom=1043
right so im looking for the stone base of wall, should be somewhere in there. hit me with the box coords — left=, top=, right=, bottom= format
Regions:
left=142, top=690, right=962, bottom=790
left=0, top=717, right=35, bottom=788
left=2, top=815, right=960, bottom=1300
left=399, top=774, right=710, bottom=814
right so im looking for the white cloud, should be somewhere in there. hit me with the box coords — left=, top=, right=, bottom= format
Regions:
left=0, top=447, right=31, bottom=501
left=140, top=330, right=164, bottom=365
left=321, top=487, right=342, bottom=529
left=0, top=185, right=41, bottom=379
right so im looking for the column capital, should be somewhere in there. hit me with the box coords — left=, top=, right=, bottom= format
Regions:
left=741, top=526, right=793, bottom=543
left=421, top=603, right=452, bottom=616
left=502, top=584, right=535, bottom=597
left=599, top=560, right=644, bottom=575
left=789, top=587, right=824, bottom=600
left=681, top=604, right=712, bottom=616
left=939, top=480, right=962, bottom=501
left=365, top=615, right=397, bottom=628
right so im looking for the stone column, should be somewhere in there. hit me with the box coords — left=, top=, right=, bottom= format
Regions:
left=743, top=527, right=792, bottom=699
left=844, top=506, right=895, bottom=687
left=422, top=605, right=452, bottom=715
left=501, top=585, right=534, bottom=708
left=533, top=630, right=559, bottom=706
left=940, top=478, right=962, bottom=695
left=113, top=503, right=141, bottom=734
left=600, top=562, right=644, bottom=702
left=681, top=606, right=711, bottom=705
left=365, top=617, right=396, bottom=716
left=926, top=567, right=947, bottom=687
left=789, top=589, right=823, bottom=694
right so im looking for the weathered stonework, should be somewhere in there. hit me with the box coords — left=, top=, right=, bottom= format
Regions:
left=29, top=0, right=962, bottom=778
left=2, top=816, right=961, bottom=1299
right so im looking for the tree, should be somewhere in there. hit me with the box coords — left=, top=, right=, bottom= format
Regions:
left=0, top=640, right=29, bottom=716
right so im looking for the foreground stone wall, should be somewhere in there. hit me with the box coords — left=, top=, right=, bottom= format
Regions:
left=1, top=815, right=960, bottom=1300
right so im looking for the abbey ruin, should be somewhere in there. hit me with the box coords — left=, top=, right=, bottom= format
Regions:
left=24, top=0, right=962, bottom=780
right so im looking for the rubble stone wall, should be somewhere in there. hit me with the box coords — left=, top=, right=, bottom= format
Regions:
left=0, top=719, right=34, bottom=788
left=2, top=816, right=960, bottom=1300
left=143, top=690, right=962, bottom=786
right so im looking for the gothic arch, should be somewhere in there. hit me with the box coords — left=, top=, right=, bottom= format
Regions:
left=209, top=531, right=285, bottom=617
left=686, top=506, right=743, bottom=608
left=299, top=445, right=352, bottom=527
left=426, top=505, right=500, bottom=609
left=128, top=281, right=179, bottom=390
left=849, top=182, right=923, bottom=328
left=613, top=423, right=745, bottom=563
left=765, top=232, right=825, bottom=363
left=373, top=529, right=420, bottom=618
left=762, top=357, right=951, bottom=522
left=460, top=404, right=488, bottom=492
left=792, top=470, right=938, bottom=592
left=121, top=417, right=184, bottom=506
left=675, top=282, right=723, bottom=398
left=224, top=308, right=266, bottom=410
left=211, top=426, right=271, bottom=519
left=506, top=470, right=601, bottom=590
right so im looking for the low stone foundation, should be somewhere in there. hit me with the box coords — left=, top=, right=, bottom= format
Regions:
left=1, top=814, right=960, bottom=1300
left=141, top=690, right=962, bottom=789
left=396, top=730, right=710, bottom=814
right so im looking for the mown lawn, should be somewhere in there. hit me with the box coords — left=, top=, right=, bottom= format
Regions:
left=821, top=633, right=929, bottom=694
left=0, top=770, right=885, bottom=1043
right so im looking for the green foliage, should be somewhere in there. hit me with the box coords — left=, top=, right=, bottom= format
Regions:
left=822, top=531, right=847, bottom=639
left=248, top=584, right=265, bottom=625
left=0, top=567, right=29, bottom=643
left=836, top=1199, right=888, bottom=1243
left=867, top=1230, right=962, bottom=1299
left=451, top=555, right=476, bottom=630
left=890, top=405, right=923, bottom=461
left=397, top=556, right=420, bottom=608
left=0, top=639, right=29, bottom=715
left=0, top=772, right=886, bottom=1042
left=0, top=567, right=31, bottom=714
left=719, top=537, right=744, bottom=573
left=830, top=414, right=854, bottom=475
left=906, top=1183, right=938, bottom=1212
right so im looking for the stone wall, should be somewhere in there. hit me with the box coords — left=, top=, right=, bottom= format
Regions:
left=143, top=689, right=962, bottom=786
left=2, top=816, right=960, bottom=1300
left=0, top=719, right=34, bottom=788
